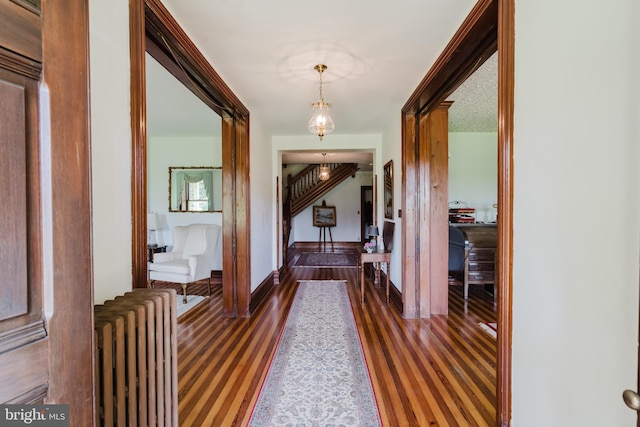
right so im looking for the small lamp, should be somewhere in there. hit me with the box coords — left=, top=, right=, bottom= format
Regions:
left=147, top=213, right=158, bottom=248
left=366, top=225, right=379, bottom=247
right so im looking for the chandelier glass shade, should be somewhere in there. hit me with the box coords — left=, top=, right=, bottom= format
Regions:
left=319, top=153, right=330, bottom=181
left=308, top=64, right=335, bottom=141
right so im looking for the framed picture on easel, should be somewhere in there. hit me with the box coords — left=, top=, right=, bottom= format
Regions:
left=313, top=205, right=336, bottom=227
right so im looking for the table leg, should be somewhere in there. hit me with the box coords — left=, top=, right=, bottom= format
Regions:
left=360, top=259, right=365, bottom=304
left=386, top=262, right=390, bottom=303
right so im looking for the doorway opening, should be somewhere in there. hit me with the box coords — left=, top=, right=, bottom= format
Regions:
left=130, top=0, right=251, bottom=317
left=361, top=185, right=373, bottom=245
left=401, top=0, right=514, bottom=423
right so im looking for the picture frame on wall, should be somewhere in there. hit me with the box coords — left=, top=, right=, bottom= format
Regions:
left=384, top=160, right=393, bottom=219
left=313, top=205, right=336, bottom=227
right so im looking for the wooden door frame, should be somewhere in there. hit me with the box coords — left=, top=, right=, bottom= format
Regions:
left=360, top=185, right=373, bottom=245
left=41, top=0, right=93, bottom=421
left=129, top=0, right=251, bottom=317
left=401, top=0, right=513, bottom=425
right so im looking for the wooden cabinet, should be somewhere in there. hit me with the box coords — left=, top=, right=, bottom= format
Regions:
left=452, top=224, right=496, bottom=299
left=467, top=248, right=495, bottom=284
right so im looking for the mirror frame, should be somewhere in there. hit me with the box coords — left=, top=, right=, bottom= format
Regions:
left=168, top=166, right=222, bottom=213
left=384, top=160, right=393, bottom=219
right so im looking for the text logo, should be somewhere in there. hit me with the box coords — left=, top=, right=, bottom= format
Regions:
left=0, top=405, right=69, bottom=426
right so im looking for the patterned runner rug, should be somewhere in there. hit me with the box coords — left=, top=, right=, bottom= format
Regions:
left=248, top=280, right=381, bottom=426
left=294, top=252, right=358, bottom=267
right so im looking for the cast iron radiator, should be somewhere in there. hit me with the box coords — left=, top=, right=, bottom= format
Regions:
left=94, top=288, right=178, bottom=426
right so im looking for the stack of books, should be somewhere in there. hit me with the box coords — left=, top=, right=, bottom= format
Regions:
left=448, top=207, right=476, bottom=223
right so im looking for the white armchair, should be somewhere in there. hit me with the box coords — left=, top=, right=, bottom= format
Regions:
left=149, top=224, right=221, bottom=303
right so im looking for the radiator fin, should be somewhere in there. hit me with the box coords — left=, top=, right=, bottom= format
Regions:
left=94, top=288, right=178, bottom=426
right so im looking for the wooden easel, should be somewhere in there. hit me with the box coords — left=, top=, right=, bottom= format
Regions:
left=318, top=226, right=334, bottom=251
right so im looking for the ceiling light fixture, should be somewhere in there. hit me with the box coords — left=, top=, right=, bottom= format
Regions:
left=308, top=64, right=335, bottom=141
left=319, top=153, right=330, bottom=181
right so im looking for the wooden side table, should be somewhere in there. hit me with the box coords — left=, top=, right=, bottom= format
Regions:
left=359, top=250, right=391, bottom=304
left=147, top=245, right=167, bottom=262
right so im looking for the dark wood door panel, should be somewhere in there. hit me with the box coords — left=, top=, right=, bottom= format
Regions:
left=0, top=0, right=41, bottom=62
left=0, top=338, right=47, bottom=403
left=0, top=0, right=47, bottom=406
left=0, top=78, right=28, bottom=322
left=0, top=67, right=44, bottom=335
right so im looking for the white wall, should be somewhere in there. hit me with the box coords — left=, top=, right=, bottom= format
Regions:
left=89, top=0, right=132, bottom=304
left=512, top=0, right=639, bottom=425
left=448, top=132, right=498, bottom=223
left=250, top=116, right=274, bottom=290
left=148, top=136, right=223, bottom=270
left=292, top=171, right=373, bottom=242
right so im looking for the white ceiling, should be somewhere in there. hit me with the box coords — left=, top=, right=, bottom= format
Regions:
left=146, top=0, right=497, bottom=167
left=447, top=54, right=497, bottom=132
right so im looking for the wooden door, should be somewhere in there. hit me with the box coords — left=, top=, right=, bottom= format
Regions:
left=361, top=186, right=373, bottom=245
left=0, top=0, right=48, bottom=405
left=0, top=0, right=93, bottom=423
left=418, top=102, right=451, bottom=316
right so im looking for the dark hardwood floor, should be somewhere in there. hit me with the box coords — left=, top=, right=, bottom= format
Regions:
left=157, top=246, right=497, bottom=426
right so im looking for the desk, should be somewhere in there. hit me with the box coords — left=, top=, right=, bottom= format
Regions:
left=359, top=250, right=391, bottom=304
left=451, top=224, right=496, bottom=299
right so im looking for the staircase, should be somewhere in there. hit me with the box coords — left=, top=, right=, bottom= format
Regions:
left=282, top=162, right=359, bottom=259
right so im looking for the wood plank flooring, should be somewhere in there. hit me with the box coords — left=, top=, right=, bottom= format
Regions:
left=160, top=248, right=497, bottom=426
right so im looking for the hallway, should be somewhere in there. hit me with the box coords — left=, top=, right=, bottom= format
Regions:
left=158, top=247, right=497, bottom=426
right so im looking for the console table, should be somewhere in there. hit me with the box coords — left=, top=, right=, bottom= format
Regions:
left=359, top=250, right=391, bottom=304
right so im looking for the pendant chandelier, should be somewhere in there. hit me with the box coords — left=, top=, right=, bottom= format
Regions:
left=319, top=153, right=330, bottom=181
left=308, top=64, right=335, bottom=141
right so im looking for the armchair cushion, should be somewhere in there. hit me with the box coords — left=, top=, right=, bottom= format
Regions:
left=149, top=258, right=191, bottom=275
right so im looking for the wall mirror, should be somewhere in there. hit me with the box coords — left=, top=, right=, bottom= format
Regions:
left=384, top=160, right=393, bottom=219
left=169, top=166, right=222, bottom=212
